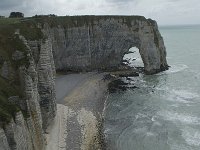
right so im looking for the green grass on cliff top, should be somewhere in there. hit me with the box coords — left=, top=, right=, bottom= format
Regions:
left=28, top=15, right=146, bottom=28
left=0, top=15, right=147, bottom=29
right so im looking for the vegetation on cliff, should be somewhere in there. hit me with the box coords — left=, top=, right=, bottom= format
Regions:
left=31, top=15, right=146, bottom=28
left=0, top=18, right=43, bottom=126
left=9, top=12, right=24, bottom=18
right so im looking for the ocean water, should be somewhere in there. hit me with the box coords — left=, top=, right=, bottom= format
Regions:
left=103, top=25, right=200, bottom=150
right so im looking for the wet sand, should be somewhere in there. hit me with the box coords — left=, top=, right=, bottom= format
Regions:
left=46, top=72, right=110, bottom=150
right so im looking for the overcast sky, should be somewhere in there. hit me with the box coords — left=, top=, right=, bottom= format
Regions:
left=0, top=0, right=200, bottom=25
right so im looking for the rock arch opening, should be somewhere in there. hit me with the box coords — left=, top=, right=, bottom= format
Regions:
left=51, top=16, right=168, bottom=74
left=122, top=47, right=144, bottom=70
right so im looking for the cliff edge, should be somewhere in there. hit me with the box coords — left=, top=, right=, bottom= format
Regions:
left=45, top=16, right=168, bottom=74
left=0, top=15, right=168, bottom=150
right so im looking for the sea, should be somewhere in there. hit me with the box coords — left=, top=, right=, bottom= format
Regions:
left=103, top=25, right=200, bottom=150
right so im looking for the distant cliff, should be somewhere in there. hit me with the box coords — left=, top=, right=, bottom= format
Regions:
left=0, top=15, right=168, bottom=150
left=45, top=16, right=168, bottom=74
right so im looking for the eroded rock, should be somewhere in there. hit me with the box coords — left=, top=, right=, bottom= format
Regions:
left=48, top=16, right=168, bottom=74
left=0, top=15, right=168, bottom=150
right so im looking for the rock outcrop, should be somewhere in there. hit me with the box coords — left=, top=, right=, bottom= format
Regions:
left=0, top=15, right=168, bottom=150
left=0, top=33, right=56, bottom=149
left=49, top=16, right=168, bottom=74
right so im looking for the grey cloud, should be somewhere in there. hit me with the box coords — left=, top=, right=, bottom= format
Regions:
left=167, top=0, right=182, bottom=2
left=0, top=0, right=199, bottom=25
left=0, top=0, right=27, bottom=10
left=106, top=0, right=135, bottom=3
left=0, top=0, right=36, bottom=16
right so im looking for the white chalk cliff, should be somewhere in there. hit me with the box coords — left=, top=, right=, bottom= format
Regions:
left=0, top=15, right=168, bottom=150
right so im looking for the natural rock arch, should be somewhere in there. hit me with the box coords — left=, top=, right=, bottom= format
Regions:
left=46, top=16, right=168, bottom=74
left=122, top=47, right=144, bottom=68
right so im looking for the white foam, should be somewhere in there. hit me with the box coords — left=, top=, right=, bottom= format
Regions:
left=104, top=128, right=111, bottom=135
left=166, top=89, right=199, bottom=104
left=129, top=58, right=144, bottom=67
left=136, top=113, right=148, bottom=119
left=182, top=127, right=200, bottom=146
left=152, top=121, right=162, bottom=127
left=151, top=116, right=156, bottom=122
left=130, top=77, right=145, bottom=84
left=113, top=103, right=123, bottom=108
left=156, top=64, right=188, bottom=75
left=173, top=90, right=199, bottom=99
left=170, top=144, right=190, bottom=150
left=146, top=132, right=155, bottom=136
left=168, top=64, right=188, bottom=73
left=123, top=47, right=144, bottom=67
left=158, top=88, right=199, bottom=104
left=133, top=127, right=147, bottom=134
left=167, top=96, right=191, bottom=104
left=170, top=104, right=179, bottom=107
left=159, top=111, right=200, bottom=125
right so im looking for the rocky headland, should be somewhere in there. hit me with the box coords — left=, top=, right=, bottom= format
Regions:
left=0, top=15, right=168, bottom=150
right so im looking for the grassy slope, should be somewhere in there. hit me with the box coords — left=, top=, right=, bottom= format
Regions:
left=29, top=15, right=146, bottom=28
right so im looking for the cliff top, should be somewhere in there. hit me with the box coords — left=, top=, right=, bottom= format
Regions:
left=0, top=15, right=147, bottom=29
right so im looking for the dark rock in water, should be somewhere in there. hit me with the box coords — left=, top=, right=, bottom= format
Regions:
left=103, top=74, right=115, bottom=81
left=108, top=79, right=127, bottom=93
left=127, top=85, right=139, bottom=89
left=110, top=68, right=140, bottom=77
left=118, top=72, right=139, bottom=77
left=108, top=79, right=138, bottom=93
left=124, top=51, right=135, bottom=54
left=126, top=77, right=132, bottom=80
left=122, top=60, right=129, bottom=63
left=136, top=67, right=144, bottom=73
left=132, top=58, right=136, bottom=61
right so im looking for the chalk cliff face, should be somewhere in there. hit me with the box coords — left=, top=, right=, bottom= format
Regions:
left=0, top=15, right=168, bottom=150
left=0, top=33, right=56, bottom=149
left=49, top=16, right=168, bottom=74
